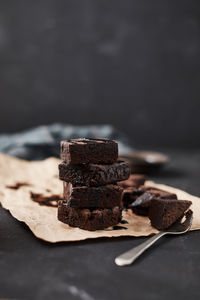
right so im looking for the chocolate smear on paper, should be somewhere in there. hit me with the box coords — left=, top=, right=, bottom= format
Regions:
left=30, top=192, right=61, bottom=207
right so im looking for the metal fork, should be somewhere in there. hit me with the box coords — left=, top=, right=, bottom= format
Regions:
left=115, top=210, right=193, bottom=266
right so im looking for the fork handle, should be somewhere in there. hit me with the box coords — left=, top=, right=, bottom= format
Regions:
left=115, top=232, right=166, bottom=266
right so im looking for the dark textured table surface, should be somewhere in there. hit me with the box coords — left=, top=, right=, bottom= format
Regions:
left=0, top=149, right=200, bottom=300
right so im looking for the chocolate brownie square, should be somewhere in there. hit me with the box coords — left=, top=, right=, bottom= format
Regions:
left=63, top=182, right=123, bottom=208
left=59, top=160, right=130, bottom=187
left=60, top=138, right=118, bottom=165
left=58, top=201, right=122, bottom=231
left=149, top=199, right=192, bottom=230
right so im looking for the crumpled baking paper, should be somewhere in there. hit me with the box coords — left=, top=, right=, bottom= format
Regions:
left=0, top=153, right=199, bottom=243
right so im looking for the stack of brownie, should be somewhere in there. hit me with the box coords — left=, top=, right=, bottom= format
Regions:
left=58, top=138, right=130, bottom=231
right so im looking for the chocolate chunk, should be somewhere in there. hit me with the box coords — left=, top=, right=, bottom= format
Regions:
left=58, top=201, right=122, bottom=231
left=131, top=189, right=178, bottom=216
left=59, top=160, right=130, bottom=187
left=119, top=174, right=146, bottom=189
left=149, top=199, right=192, bottom=230
left=60, top=138, right=118, bottom=165
left=63, top=182, right=122, bottom=208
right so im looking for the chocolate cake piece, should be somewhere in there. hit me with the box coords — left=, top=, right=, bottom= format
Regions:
left=119, top=174, right=146, bottom=189
left=63, top=182, right=123, bottom=208
left=58, top=201, right=122, bottom=231
left=60, top=138, right=118, bottom=165
left=131, top=188, right=178, bottom=216
left=59, top=160, right=130, bottom=187
left=149, top=199, right=192, bottom=230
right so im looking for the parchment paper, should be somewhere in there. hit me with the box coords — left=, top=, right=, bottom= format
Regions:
left=0, top=153, right=200, bottom=243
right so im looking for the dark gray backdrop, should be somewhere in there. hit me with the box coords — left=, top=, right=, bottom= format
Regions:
left=0, top=0, right=200, bottom=148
